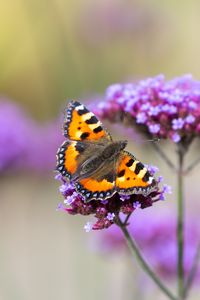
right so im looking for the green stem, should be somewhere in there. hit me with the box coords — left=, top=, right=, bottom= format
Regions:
left=184, top=154, right=200, bottom=174
left=116, top=215, right=177, bottom=300
left=177, top=150, right=184, bottom=299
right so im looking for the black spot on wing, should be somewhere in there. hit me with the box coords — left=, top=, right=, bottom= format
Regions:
left=77, top=107, right=89, bottom=115
left=72, top=101, right=81, bottom=107
left=93, top=126, right=103, bottom=133
left=104, top=172, right=115, bottom=183
left=80, top=132, right=90, bottom=140
left=118, top=169, right=125, bottom=177
left=135, top=162, right=144, bottom=175
left=126, top=158, right=134, bottom=167
left=86, top=115, right=99, bottom=124
left=143, top=172, right=150, bottom=182
left=75, top=142, right=85, bottom=154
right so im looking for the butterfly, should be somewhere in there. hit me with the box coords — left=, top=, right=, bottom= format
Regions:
left=56, top=101, right=157, bottom=202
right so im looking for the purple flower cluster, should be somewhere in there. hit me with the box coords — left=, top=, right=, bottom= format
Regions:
left=94, top=211, right=200, bottom=281
left=94, top=75, right=200, bottom=143
left=55, top=168, right=170, bottom=231
left=0, top=98, right=62, bottom=173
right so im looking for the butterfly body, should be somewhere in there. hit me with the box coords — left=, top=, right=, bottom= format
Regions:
left=56, top=101, right=157, bottom=202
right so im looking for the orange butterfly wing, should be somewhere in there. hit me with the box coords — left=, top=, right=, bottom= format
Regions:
left=75, top=161, right=116, bottom=201
left=63, top=101, right=112, bottom=141
left=116, top=151, right=157, bottom=195
left=57, top=101, right=112, bottom=179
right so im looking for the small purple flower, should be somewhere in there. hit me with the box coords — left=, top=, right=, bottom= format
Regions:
left=64, top=193, right=77, bottom=205
left=171, top=132, right=181, bottom=143
left=159, top=193, right=165, bottom=201
left=146, top=165, right=159, bottom=175
left=162, top=104, right=177, bottom=114
left=172, top=118, right=184, bottom=130
left=136, top=112, right=147, bottom=124
left=59, top=184, right=69, bottom=194
left=56, top=202, right=65, bottom=211
left=106, top=84, right=122, bottom=100
left=185, top=115, right=195, bottom=124
left=141, top=103, right=151, bottom=111
left=120, top=195, right=131, bottom=202
left=157, top=176, right=164, bottom=183
left=149, top=124, right=161, bottom=134
left=84, top=222, right=93, bottom=233
left=133, top=201, right=141, bottom=209
left=188, top=101, right=197, bottom=109
left=107, top=213, right=115, bottom=221
left=148, top=106, right=161, bottom=116
left=162, top=184, right=172, bottom=194
left=101, top=199, right=108, bottom=205
left=55, top=173, right=63, bottom=181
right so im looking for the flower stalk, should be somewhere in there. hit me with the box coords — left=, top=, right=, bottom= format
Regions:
left=177, top=147, right=185, bottom=300
left=152, top=142, right=177, bottom=172
left=115, top=215, right=177, bottom=300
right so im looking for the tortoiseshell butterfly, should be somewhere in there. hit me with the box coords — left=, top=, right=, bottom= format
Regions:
left=56, top=101, right=156, bottom=202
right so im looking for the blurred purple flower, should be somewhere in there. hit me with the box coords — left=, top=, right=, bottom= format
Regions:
left=172, top=118, right=184, bottom=130
left=93, top=75, right=200, bottom=145
left=25, top=120, right=63, bottom=172
left=0, top=99, right=32, bottom=171
left=93, top=211, right=200, bottom=281
left=55, top=169, right=169, bottom=231
left=0, top=98, right=62, bottom=173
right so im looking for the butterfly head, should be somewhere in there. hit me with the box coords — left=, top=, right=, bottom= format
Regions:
left=118, top=140, right=128, bottom=151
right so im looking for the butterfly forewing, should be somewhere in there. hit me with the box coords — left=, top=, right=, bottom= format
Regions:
left=63, top=101, right=112, bottom=142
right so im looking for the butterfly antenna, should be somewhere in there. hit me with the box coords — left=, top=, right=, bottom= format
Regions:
left=139, top=137, right=160, bottom=143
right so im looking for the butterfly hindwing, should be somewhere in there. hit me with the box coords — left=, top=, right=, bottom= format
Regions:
left=75, top=160, right=116, bottom=201
left=116, top=151, right=156, bottom=195
left=63, top=101, right=112, bottom=141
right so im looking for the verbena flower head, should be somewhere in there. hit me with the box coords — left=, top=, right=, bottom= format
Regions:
left=55, top=167, right=170, bottom=231
left=93, top=211, right=200, bottom=280
left=94, top=75, right=200, bottom=145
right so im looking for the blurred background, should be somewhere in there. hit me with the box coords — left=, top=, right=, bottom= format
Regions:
left=1, top=0, right=200, bottom=299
